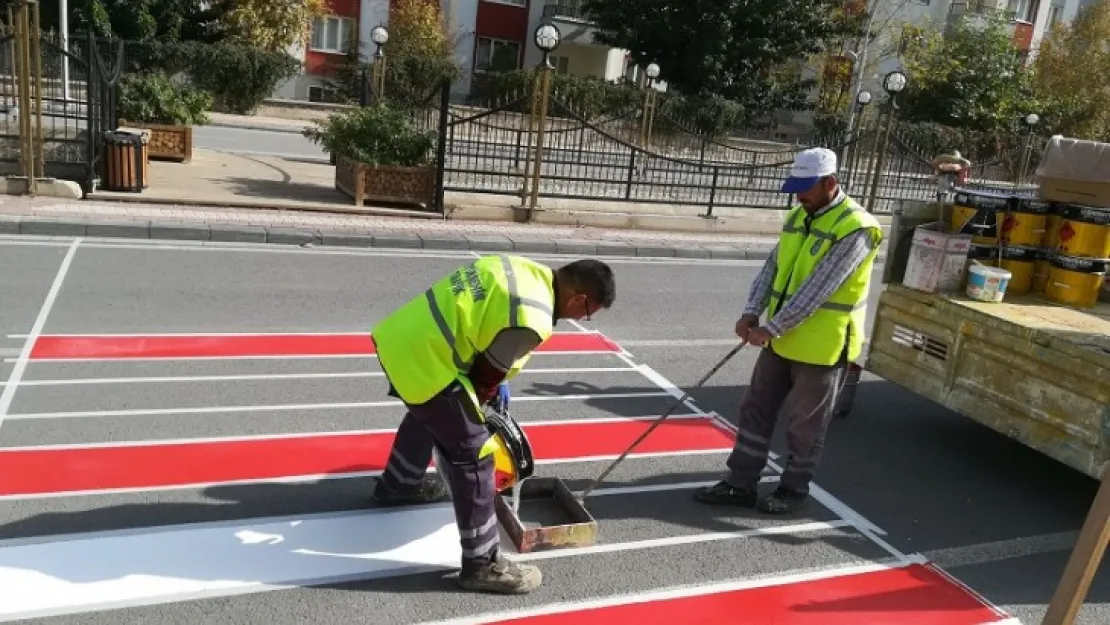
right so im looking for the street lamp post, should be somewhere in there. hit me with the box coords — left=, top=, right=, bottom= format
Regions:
left=844, top=89, right=872, bottom=194
left=523, top=23, right=561, bottom=217
left=864, top=70, right=906, bottom=213
left=1016, top=112, right=1040, bottom=189
left=640, top=62, right=660, bottom=147
left=369, top=25, right=389, bottom=103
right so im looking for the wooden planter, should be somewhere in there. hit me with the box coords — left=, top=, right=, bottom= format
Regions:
left=119, top=120, right=193, bottom=163
left=334, top=154, right=436, bottom=209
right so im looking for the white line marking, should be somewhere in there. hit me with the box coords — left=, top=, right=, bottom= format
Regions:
left=0, top=238, right=81, bottom=433
left=0, top=502, right=850, bottom=621
left=4, top=350, right=619, bottom=363
left=593, top=332, right=912, bottom=566
left=414, top=556, right=927, bottom=625
left=2, top=391, right=673, bottom=420
left=0, top=366, right=636, bottom=387
left=0, top=235, right=763, bottom=266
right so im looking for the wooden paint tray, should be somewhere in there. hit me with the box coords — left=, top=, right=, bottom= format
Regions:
left=494, top=477, right=598, bottom=553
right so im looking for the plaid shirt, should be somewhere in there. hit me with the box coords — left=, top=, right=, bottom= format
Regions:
left=743, top=190, right=878, bottom=338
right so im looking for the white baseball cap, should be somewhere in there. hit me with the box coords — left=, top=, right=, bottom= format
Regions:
left=782, top=147, right=837, bottom=193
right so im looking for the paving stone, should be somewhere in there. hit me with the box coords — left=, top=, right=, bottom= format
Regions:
left=464, top=235, right=514, bottom=252
left=510, top=238, right=557, bottom=254
left=553, top=239, right=597, bottom=255
left=319, top=231, right=375, bottom=247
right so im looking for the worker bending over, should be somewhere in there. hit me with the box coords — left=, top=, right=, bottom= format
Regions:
left=695, top=147, right=883, bottom=514
left=369, top=255, right=615, bottom=595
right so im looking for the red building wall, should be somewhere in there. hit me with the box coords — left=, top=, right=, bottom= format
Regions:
left=306, top=0, right=362, bottom=76
left=475, top=0, right=529, bottom=64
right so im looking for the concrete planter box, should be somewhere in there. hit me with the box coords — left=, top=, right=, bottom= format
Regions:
left=334, top=153, right=435, bottom=209
left=119, top=120, right=193, bottom=163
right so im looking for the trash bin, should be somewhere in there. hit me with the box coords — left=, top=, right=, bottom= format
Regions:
left=102, top=131, right=147, bottom=192
left=833, top=362, right=863, bottom=419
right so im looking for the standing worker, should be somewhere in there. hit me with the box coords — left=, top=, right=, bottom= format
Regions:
left=694, top=147, right=883, bottom=514
left=369, top=255, right=616, bottom=594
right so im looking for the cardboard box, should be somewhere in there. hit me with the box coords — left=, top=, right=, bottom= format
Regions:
left=1036, top=136, right=1110, bottom=208
left=902, top=222, right=973, bottom=293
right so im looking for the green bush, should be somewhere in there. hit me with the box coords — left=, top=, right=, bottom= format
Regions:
left=302, top=103, right=437, bottom=167
left=116, top=71, right=213, bottom=126
left=470, top=70, right=641, bottom=120
left=121, top=39, right=301, bottom=114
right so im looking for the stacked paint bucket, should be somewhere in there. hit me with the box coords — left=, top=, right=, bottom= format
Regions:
left=950, top=188, right=1109, bottom=308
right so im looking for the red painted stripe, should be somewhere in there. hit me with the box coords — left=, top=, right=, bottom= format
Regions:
left=0, top=417, right=732, bottom=496
left=28, top=332, right=621, bottom=360
left=483, top=564, right=1006, bottom=625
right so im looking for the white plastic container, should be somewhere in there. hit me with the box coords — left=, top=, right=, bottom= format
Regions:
left=966, top=264, right=1012, bottom=302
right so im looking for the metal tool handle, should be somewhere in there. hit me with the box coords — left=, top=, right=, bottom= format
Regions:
left=577, top=341, right=746, bottom=502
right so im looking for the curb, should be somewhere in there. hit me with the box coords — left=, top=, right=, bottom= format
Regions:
left=0, top=214, right=786, bottom=260
left=206, top=120, right=312, bottom=135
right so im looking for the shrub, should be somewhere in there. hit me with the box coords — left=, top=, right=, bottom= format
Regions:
left=121, top=39, right=301, bottom=114
left=116, top=71, right=213, bottom=126
left=302, top=103, right=437, bottom=167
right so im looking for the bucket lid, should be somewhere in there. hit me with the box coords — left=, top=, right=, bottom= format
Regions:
left=970, top=263, right=1012, bottom=278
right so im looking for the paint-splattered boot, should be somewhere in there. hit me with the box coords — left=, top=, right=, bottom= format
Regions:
left=371, top=476, right=449, bottom=506
left=457, top=556, right=543, bottom=594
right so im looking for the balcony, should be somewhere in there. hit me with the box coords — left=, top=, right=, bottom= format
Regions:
left=945, top=0, right=1036, bottom=50
left=543, top=1, right=600, bottom=45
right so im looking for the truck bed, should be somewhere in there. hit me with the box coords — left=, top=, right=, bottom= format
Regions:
left=866, top=283, right=1110, bottom=479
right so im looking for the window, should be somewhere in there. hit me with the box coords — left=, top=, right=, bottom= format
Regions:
left=1007, top=0, right=1034, bottom=22
left=308, top=85, right=341, bottom=103
left=474, top=37, right=521, bottom=73
left=1048, top=4, right=1063, bottom=26
left=310, top=16, right=355, bottom=53
left=549, top=55, right=570, bottom=74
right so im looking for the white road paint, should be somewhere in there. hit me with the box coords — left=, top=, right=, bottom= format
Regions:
left=0, top=238, right=81, bottom=432
left=0, top=488, right=847, bottom=622
left=2, top=391, right=673, bottom=421
left=414, top=556, right=928, bottom=625
left=0, top=366, right=636, bottom=387
left=613, top=338, right=747, bottom=347
left=0, top=235, right=765, bottom=267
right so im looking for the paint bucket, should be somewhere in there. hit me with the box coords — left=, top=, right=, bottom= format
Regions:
left=1042, top=203, right=1066, bottom=248
left=999, top=245, right=1039, bottom=295
left=1044, top=252, right=1110, bottom=309
left=1000, top=197, right=1051, bottom=247
left=1055, top=204, right=1110, bottom=259
left=1032, top=248, right=1052, bottom=293
left=949, top=189, right=1012, bottom=245
left=966, top=263, right=1012, bottom=303
left=961, top=244, right=1000, bottom=290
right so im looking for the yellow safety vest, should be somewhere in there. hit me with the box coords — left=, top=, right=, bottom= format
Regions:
left=371, top=254, right=556, bottom=416
left=768, top=196, right=883, bottom=366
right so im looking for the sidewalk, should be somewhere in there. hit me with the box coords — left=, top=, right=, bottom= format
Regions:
left=0, top=195, right=784, bottom=259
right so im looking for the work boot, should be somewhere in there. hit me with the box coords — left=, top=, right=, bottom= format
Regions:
left=692, top=481, right=758, bottom=507
left=757, top=485, right=809, bottom=514
left=371, top=476, right=449, bottom=506
left=457, top=556, right=542, bottom=594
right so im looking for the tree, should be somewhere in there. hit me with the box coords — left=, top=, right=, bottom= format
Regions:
left=219, top=0, right=330, bottom=52
left=580, top=0, right=860, bottom=114
left=1031, top=0, right=1110, bottom=139
left=898, top=13, right=1036, bottom=133
left=37, top=0, right=222, bottom=42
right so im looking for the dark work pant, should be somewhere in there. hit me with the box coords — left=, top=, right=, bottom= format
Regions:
left=725, top=345, right=848, bottom=495
left=379, top=381, right=499, bottom=572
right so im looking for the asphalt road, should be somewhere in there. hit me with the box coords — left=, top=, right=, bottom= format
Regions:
left=0, top=235, right=1105, bottom=624
left=192, top=125, right=934, bottom=213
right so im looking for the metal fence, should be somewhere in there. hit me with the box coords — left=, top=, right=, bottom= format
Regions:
left=396, top=72, right=1038, bottom=216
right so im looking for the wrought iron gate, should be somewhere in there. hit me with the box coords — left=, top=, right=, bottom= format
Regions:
left=0, top=0, right=120, bottom=195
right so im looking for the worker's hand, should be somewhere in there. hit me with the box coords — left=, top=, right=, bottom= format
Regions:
left=734, top=314, right=759, bottom=342
left=747, top=327, right=774, bottom=347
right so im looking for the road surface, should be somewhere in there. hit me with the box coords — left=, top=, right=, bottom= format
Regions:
left=0, top=235, right=1104, bottom=624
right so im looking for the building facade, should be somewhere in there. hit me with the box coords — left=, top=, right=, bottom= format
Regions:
left=272, top=0, right=644, bottom=103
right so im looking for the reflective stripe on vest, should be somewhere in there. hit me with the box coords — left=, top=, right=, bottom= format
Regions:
left=768, top=196, right=883, bottom=367
left=372, top=255, right=556, bottom=411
